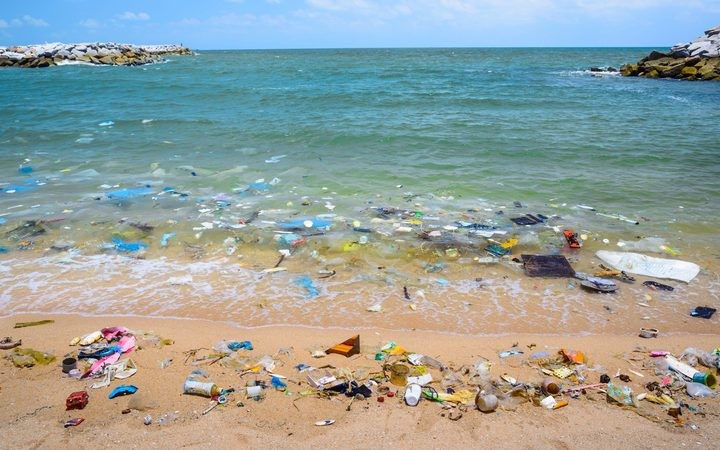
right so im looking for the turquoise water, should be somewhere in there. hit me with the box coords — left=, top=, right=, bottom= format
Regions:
left=1, top=48, right=719, bottom=333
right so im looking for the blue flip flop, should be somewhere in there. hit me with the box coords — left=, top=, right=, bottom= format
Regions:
left=108, top=384, right=138, bottom=399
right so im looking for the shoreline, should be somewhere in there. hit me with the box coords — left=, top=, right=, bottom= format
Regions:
left=2, top=313, right=719, bottom=448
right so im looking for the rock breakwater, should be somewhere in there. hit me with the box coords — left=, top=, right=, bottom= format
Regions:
left=621, top=25, right=720, bottom=80
left=0, top=42, right=192, bottom=68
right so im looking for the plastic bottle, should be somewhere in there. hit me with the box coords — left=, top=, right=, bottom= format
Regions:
left=183, top=379, right=221, bottom=397
left=686, top=382, right=718, bottom=398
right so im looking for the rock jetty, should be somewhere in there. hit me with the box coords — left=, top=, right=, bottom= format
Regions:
left=621, top=25, right=720, bottom=80
left=0, top=42, right=192, bottom=68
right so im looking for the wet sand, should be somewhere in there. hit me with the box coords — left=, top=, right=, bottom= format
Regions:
left=1, top=313, right=719, bottom=449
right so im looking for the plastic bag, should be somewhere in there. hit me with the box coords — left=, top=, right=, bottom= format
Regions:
left=681, top=347, right=719, bottom=369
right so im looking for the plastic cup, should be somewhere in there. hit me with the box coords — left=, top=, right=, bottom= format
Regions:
left=388, top=363, right=409, bottom=386
left=475, top=393, right=498, bottom=412
left=246, top=385, right=262, bottom=397
left=62, top=357, right=77, bottom=373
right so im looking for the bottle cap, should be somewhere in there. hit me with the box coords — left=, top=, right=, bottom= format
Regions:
left=693, top=372, right=717, bottom=389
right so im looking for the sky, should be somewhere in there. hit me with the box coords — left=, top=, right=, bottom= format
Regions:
left=1, top=0, right=718, bottom=49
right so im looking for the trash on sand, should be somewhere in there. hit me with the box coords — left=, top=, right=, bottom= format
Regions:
left=638, top=328, right=658, bottom=339
left=690, top=306, right=716, bottom=319
left=475, top=392, right=498, bottom=412
left=326, top=335, right=360, bottom=357
left=13, top=319, right=54, bottom=328
left=0, top=337, right=22, bottom=350
left=499, top=349, right=523, bottom=358
left=560, top=348, right=586, bottom=364
left=404, top=383, right=422, bottom=406
left=388, top=363, right=409, bottom=386
left=606, top=383, right=635, bottom=406
left=665, top=355, right=717, bottom=388
left=315, top=419, right=335, bottom=426
left=595, top=250, right=700, bottom=283
left=521, top=254, right=575, bottom=278
left=642, top=280, right=674, bottom=291
left=66, top=391, right=89, bottom=410
left=108, top=385, right=138, bottom=399
left=64, top=418, right=85, bottom=428
left=184, top=378, right=221, bottom=397
left=7, top=347, right=56, bottom=367
left=307, top=369, right=337, bottom=388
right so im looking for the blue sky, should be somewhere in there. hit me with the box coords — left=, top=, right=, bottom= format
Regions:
left=1, top=0, right=718, bottom=49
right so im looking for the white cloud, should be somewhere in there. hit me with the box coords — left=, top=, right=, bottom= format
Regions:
left=80, top=18, right=103, bottom=29
left=306, top=0, right=372, bottom=11
left=117, top=11, right=151, bottom=21
left=0, top=19, right=8, bottom=29
left=8, top=15, right=48, bottom=27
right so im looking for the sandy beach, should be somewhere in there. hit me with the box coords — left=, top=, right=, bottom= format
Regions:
left=1, top=313, right=719, bottom=449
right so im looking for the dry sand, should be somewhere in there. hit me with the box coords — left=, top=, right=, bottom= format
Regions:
left=1, top=313, right=719, bottom=449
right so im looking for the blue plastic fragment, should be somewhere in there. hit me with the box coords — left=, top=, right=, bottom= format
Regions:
left=108, top=384, right=138, bottom=399
left=227, top=340, right=253, bottom=351
left=277, top=233, right=301, bottom=247
left=248, top=181, right=269, bottom=192
left=1, top=185, right=37, bottom=193
left=278, top=218, right=333, bottom=230
left=0, top=246, right=9, bottom=253
left=295, top=275, right=319, bottom=298
left=112, top=237, right=148, bottom=252
left=271, top=376, right=287, bottom=390
left=18, top=166, right=33, bottom=174
left=0, top=217, right=6, bottom=224
left=160, top=233, right=176, bottom=248
left=106, top=187, right=154, bottom=200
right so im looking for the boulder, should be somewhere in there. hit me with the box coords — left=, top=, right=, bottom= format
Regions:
left=681, top=66, right=698, bottom=77
left=622, top=25, right=720, bottom=80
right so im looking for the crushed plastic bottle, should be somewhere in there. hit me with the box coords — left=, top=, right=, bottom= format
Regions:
left=686, top=382, right=718, bottom=398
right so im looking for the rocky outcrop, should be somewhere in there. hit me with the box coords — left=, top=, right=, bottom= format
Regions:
left=621, top=25, right=720, bottom=80
left=0, top=42, right=193, bottom=68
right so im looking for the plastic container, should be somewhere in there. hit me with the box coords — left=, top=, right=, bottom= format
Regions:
left=475, top=393, right=499, bottom=412
left=388, top=363, right=409, bottom=386
left=62, top=357, right=77, bottom=373
left=183, top=379, right=220, bottom=397
left=404, top=384, right=421, bottom=406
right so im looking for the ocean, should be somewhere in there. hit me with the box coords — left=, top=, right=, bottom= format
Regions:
left=1, top=48, right=719, bottom=335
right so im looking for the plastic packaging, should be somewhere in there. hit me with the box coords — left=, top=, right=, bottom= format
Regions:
left=680, top=347, right=720, bottom=370
left=606, top=382, right=635, bottom=406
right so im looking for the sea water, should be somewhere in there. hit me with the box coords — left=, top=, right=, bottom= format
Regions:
left=1, top=48, right=719, bottom=334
